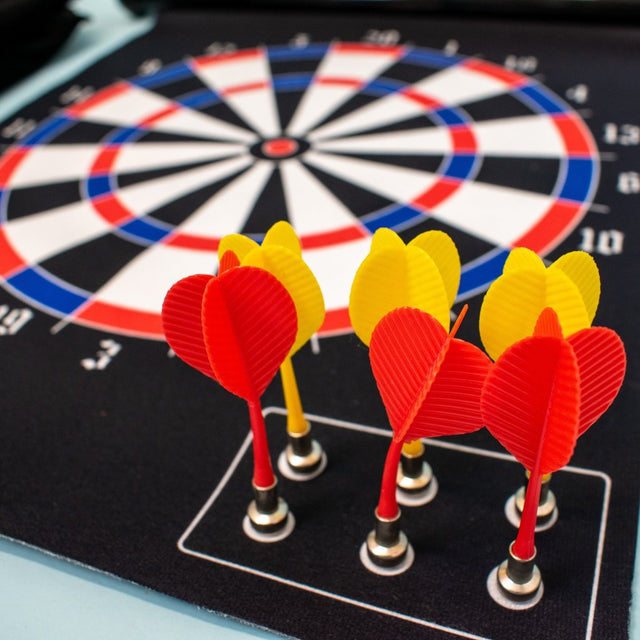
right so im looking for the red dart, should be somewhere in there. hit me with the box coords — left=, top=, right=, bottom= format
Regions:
left=202, top=266, right=297, bottom=488
left=568, top=326, right=626, bottom=436
left=370, top=305, right=491, bottom=519
left=482, top=307, right=625, bottom=563
left=161, top=274, right=216, bottom=380
left=219, top=249, right=240, bottom=274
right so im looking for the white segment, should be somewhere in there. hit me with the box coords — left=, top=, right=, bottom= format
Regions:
left=4, top=142, right=247, bottom=189
left=303, top=150, right=438, bottom=203
left=287, top=85, right=360, bottom=138
left=114, top=141, right=247, bottom=173
left=309, top=92, right=423, bottom=142
left=287, top=46, right=400, bottom=137
left=116, top=155, right=253, bottom=217
left=431, top=181, right=555, bottom=247
left=91, top=242, right=220, bottom=313
left=193, top=51, right=280, bottom=138
left=473, top=115, right=566, bottom=158
left=7, top=145, right=100, bottom=188
left=77, top=84, right=256, bottom=143
left=309, top=63, right=514, bottom=142
left=279, top=159, right=362, bottom=235
left=303, top=237, right=371, bottom=310
left=3, top=200, right=111, bottom=264
left=408, top=65, right=509, bottom=108
left=313, top=126, right=451, bottom=155
left=174, top=160, right=274, bottom=237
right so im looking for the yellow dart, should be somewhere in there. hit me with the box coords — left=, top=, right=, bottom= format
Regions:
left=263, top=220, right=302, bottom=256
left=479, top=249, right=600, bottom=361
left=548, top=250, right=600, bottom=322
left=369, top=227, right=406, bottom=253
left=502, top=246, right=546, bottom=274
left=350, top=227, right=461, bottom=507
left=349, top=244, right=451, bottom=345
left=484, top=249, right=601, bottom=533
left=409, top=230, right=461, bottom=308
left=241, top=226, right=327, bottom=479
left=243, top=244, right=324, bottom=357
left=502, top=247, right=599, bottom=317
left=217, top=234, right=259, bottom=264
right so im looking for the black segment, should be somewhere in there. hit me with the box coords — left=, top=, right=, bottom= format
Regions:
left=462, top=91, right=537, bottom=122
left=146, top=168, right=247, bottom=226
left=473, top=156, right=560, bottom=194
left=39, top=233, right=145, bottom=292
left=49, top=120, right=116, bottom=145
left=116, top=158, right=227, bottom=189
left=242, top=165, right=287, bottom=234
left=6, top=181, right=81, bottom=220
left=303, top=159, right=395, bottom=216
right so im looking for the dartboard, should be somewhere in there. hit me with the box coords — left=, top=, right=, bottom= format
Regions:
left=0, top=42, right=599, bottom=339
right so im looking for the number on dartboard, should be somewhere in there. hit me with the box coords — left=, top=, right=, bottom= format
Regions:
left=443, top=39, right=460, bottom=56
left=578, top=228, right=625, bottom=255
left=603, top=123, right=640, bottom=146
left=290, top=33, right=310, bottom=48
left=138, top=59, right=163, bottom=76
left=565, top=84, right=589, bottom=104
left=1, top=117, right=37, bottom=140
left=363, top=29, right=401, bottom=45
left=503, top=55, right=538, bottom=74
left=81, top=339, right=122, bottom=371
left=204, top=41, right=236, bottom=55
left=617, top=171, right=640, bottom=194
left=59, top=85, right=94, bottom=105
left=0, top=305, right=33, bottom=335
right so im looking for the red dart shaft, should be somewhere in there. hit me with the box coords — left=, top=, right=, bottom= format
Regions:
left=512, top=469, right=542, bottom=560
left=377, top=438, right=404, bottom=520
left=247, top=399, right=275, bottom=489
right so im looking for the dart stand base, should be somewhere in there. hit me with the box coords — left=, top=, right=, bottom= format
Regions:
left=487, top=542, right=543, bottom=610
left=360, top=509, right=414, bottom=576
left=396, top=449, right=438, bottom=508
left=243, top=480, right=295, bottom=543
left=505, top=474, right=558, bottom=532
left=277, top=423, right=327, bottom=482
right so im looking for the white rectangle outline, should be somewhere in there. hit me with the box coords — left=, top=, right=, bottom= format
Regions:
left=178, top=407, right=611, bottom=640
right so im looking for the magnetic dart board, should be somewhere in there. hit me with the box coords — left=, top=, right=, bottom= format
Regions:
left=0, top=40, right=599, bottom=338
left=0, top=8, right=638, bottom=640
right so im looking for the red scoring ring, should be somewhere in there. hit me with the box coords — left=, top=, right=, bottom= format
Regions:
left=261, top=138, right=299, bottom=158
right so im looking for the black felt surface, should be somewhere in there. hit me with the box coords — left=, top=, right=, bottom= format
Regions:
left=0, top=8, right=639, bottom=640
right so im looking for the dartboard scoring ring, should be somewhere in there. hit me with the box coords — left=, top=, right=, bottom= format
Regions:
left=252, top=137, right=308, bottom=160
left=0, top=42, right=599, bottom=339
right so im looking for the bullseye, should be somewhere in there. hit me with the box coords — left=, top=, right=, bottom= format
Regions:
left=261, top=138, right=299, bottom=158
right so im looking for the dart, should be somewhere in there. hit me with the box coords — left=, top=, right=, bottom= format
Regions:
left=482, top=307, right=625, bottom=608
left=479, top=248, right=600, bottom=361
left=362, top=305, right=491, bottom=574
left=220, top=221, right=327, bottom=480
left=480, top=248, right=601, bottom=528
left=162, top=265, right=298, bottom=542
left=349, top=227, right=460, bottom=506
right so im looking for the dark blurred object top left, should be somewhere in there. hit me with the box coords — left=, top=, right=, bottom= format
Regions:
left=0, top=0, right=83, bottom=91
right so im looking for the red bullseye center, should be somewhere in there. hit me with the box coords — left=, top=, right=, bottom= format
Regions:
left=261, top=138, right=298, bottom=158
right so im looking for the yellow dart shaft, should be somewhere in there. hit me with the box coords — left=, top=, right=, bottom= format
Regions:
left=280, top=356, right=307, bottom=435
left=402, top=438, right=424, bottom=457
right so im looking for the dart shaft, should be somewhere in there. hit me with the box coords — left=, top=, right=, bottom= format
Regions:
left=280, top=356, right=307, bottom=435
left=378, top=438, right=404, bottom=520
left=248, top=399, right=275, bottom=489
left=513, top=469, right=542, bottom=560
